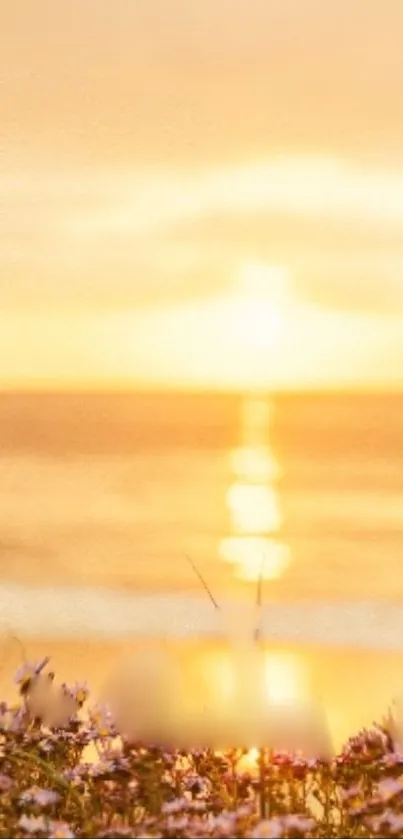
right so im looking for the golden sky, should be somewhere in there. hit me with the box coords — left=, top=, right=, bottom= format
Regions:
left=2, top=0, right=403, bottom=390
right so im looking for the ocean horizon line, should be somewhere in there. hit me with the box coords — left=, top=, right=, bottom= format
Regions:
left=1, top=386, right=403, bottom=398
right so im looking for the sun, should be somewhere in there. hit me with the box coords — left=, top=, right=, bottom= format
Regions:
left=232, top=262, right=290, bottom=351
left=237, top=262, right=290, bottom=299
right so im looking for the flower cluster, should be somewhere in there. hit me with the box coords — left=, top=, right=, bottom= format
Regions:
left=1, top=658, right=403, bottom=837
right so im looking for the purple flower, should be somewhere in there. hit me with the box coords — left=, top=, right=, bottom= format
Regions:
left=248, top=819, right=283, bottom=839
left=183, top=772, right=212, bottom=797
left=211, top=812, right=237, bottom=837
left=166, top=814, right=190, bottom=833
left=38, top=738, right=56, bottom=755
left=340, top=782, right=362, bottom=802
left=15, top=658, right=50, bottom=690
left=377, top=777, right=403, bottom=802
left=235, top=803, right=255, bottom=820
left=0, top=705, right=27, bottom=733
left=18, top=814, right=47, bottom=834
left=102, top=746, right=131, bottom=771
left=188, top=800, right=207, bottom=813
left=48, top=821, right=75, bottom=839
left=20, top=785, right=61, bottom=807
left=89, top=704, right=117, bottom=738
left=382, top=750, right=403, bottom=768
left=62, top=766, right=86, bottom=782
left=0, top=772, right=13, bottom=792
left=162, top=797, right=189, bottom=814
left=97, top=827, right=136, bottom=838
left=367, top=811, right=403, bottom=836
left=89, top=759, right=116, bottom=778
left=282, top=814, right=316, bottom=834
left=61, top=680, right=89, bottom=705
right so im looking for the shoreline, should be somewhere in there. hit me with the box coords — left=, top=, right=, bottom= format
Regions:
left=2, top=583, right=403, bottom=650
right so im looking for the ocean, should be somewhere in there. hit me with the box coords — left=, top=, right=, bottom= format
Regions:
left=1, top=390, right=403, bottom=747
left=0, top=390, right=402, bottom=643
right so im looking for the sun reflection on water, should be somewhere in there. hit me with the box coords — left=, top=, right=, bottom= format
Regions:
left=226, top=483, right=281, bottom=534
left=220, top=396, right=291, bottom=583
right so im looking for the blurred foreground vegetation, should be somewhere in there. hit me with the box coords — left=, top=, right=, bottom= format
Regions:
left=1, top=658, right=403, bottom=838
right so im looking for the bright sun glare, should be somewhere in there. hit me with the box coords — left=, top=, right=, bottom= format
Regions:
left=233, top=262, right=290, bottom=351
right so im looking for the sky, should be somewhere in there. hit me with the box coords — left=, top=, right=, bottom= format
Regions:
left=2, top=0, right=403, bottom=391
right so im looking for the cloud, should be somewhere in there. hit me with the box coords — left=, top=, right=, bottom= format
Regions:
left=166, top=214, right=403, bottom=314
left=2, top=157, right=403, bottom=314
left=59, top=159, right=403, bottom=236
left=297, top=273, right=403, bottom=315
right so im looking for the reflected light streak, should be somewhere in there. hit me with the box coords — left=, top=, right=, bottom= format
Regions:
left=219, top=537, right=290, bottom=581
left=220, top=396, right=291, bottom=583
left=229, top=446, right=280, bottom=483
left=226, top=483, right=282, bottom=534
